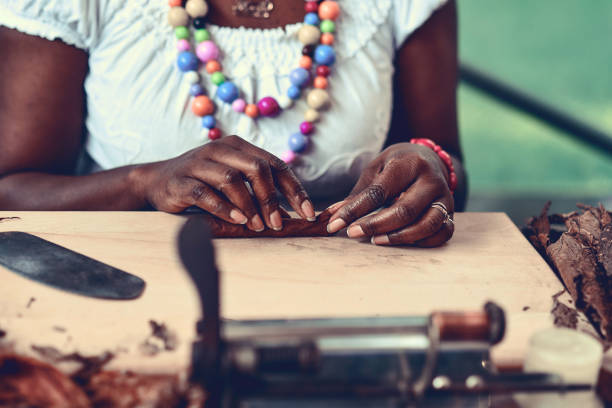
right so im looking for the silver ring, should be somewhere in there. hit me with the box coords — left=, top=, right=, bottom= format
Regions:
left=431, top=202, right=454, bottom=225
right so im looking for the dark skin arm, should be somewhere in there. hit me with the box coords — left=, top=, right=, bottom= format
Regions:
left=0, top=27, right=315, bottom=231
left=0, top=27, right=146, bottom=211
left=327, top=0, right=465, bottom=246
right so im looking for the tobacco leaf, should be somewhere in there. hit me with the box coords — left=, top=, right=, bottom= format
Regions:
left=527, top=203, right=612, bottom=339
left=84, top=371, right=187, bottom=408
left=1, top=352, right=204, bottom=408
left=0, top=353, right=91, bottom=408
left=551, top=291, right=578, bottom=329
left=30, top=345, right=115, bottom=385
left=196, top=209, right=333, bottom=238
left=598, top=222, right=612, bottom=280
left=140, top=320, right=179, bottom=357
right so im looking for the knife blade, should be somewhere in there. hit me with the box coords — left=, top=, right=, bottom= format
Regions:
left=0, top=231, right=145, bottom=300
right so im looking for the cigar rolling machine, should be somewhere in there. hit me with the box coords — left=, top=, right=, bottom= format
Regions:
left=178, top=218, right=591, bottom=407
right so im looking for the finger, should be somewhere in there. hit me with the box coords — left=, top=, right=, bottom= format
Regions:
left=203, top=141, right=283, bottom=231
left=222, top=135, right=315, bottom=221
left=189, top=160, right=264, bottom=232
left=346, top=178, right=446, bottom=238
left=326, top=200, right=346, bottom=215
left=327, top=162, right=417, bottom=234
left=371, top=201, right=453, bottom=246
left=179, top=178, right=248, bottom=226
left=415, top=220, right=454, bottom=247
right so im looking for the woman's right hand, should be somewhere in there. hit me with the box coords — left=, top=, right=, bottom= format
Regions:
left=135, top=135, right=315, bottom=231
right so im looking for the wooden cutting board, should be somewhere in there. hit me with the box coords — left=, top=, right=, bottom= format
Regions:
left=0, top=212, right=562, bottom=374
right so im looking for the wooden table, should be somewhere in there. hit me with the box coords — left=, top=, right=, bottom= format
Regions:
left=0, top=212, right=563, bottom=374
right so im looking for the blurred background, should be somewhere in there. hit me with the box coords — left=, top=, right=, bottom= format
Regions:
left=458, top=0, right=612, bottom=224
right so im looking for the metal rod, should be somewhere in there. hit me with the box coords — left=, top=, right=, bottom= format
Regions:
left=459, top=62, right=612, bottom=156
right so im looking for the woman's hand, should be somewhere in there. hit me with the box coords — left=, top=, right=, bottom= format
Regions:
left=136, top=135, right=315, bottom=231
left=326, top=143, right=454, bottom=247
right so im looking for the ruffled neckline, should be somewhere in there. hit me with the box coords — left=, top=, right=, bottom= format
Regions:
left=146, top=0, right=392, bottom=76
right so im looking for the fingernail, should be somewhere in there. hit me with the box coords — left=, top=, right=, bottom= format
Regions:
left=301, top=200, right=316, bottom=221
left=270, top=210, right=283, bottom=231
left=327, top=200, right=345, bottom=213
left=251, top=215, right=265, bottom=232
left=372, top=234, right=390, bottom=245
left=327, top=218, right=346, bottom=234
left=347, top=225, right=365, bottom=239
left=230, top=209, right=248, bottom=224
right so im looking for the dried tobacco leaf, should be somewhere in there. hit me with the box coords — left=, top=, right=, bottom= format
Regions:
left=85, top=371, right=185, bottom=408
left=200, top=209, right=333, bottom=238
left=0, top=353, right=91, bottom=407
left=526, top=203, right=612, bottom=339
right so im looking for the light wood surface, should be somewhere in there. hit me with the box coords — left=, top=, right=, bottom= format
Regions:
left=0, top=212, right=562, bottom=374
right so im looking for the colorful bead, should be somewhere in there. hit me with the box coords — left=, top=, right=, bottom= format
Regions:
left=320, top=20, right=335, bottom=33
left=287, top=85, right=301, bottom=100
left=320, top=33, right=334, bottom=45
left=304, top=1, right=319, bottom=13
left=316, top=65, right=331, bottom=77
left=409, top=138, right=457, bottom=193
left=177, top=51, right=199, bottom=72
left=184, top=71, right=200, bottom=84
left=205, top=60, right=221, bottom=73
left=175, top=26, right=189, bottom=39
left=304, top=109, right=320, bottom=122
left=302, top=45, right=315, bottom=56
left=167, top=7, right=189, bottom=27
left=193, top=17, right=207, bottom=29
left=245, top=104, right=259, bottom=118
left=217, top=82, right=238, bottom=103
left=281, top=150, right=297, bottom=164
left=437, top=150, right=453, bottom=170
left=289, top=132, right=308, bottom=153
left=190, top=83, right=204, bottom=96
left=211, top=71, right=225, bottom=85
left=169, top=0, right=342, bottom=156
left=449, top=172, right=458, bottom=191
left=202, top=115, right=216, bottom=129
left=192, top=95, right=214, bottom=116
left=278, top=95, right=293, bottom=109
left=185, top=0, right=208, bottom=18
left=298, top=25, right=321, bottom=45
left=232, top=98, right=246, bottom=112
left=314, top=44, right=335, bottom=66
left=413, top=138, right=436, bottom=150
left=194, top=29, right=210, bottom=43
left=300, top=121, right=314, bottom=135
left=318, top=1, right=340, bottom=21
left=257, top=97, right=280, bottom=117
left=313, top=76, right=328, bottom=89
left=208, top=128, right=222, bottom=140
left=196, top=41, right=218, bottom=62
left=307, top=89, right=330, bottom=110
left=304, top=12, right=320, bottom=26
left=299, top=55, right=313, bottom=69
left=289, top=68, right=310, bottom=88
left=176, top=39, right=190, bottom=51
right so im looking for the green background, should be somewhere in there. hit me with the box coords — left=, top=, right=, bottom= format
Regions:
left=457, top=0, right=612, bottom=221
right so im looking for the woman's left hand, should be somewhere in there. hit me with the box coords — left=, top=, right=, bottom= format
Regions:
left=326, top=143, right=454, bottom=247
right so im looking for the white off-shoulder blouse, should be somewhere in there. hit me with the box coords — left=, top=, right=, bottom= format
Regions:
left=1, top=0, right=446, bottom=200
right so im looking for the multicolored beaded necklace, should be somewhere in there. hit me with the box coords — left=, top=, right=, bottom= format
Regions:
left=167, top=0, right=341, bottom=164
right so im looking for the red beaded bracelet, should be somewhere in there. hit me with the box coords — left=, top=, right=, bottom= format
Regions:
left=409, top=138, right=458, bottom=193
